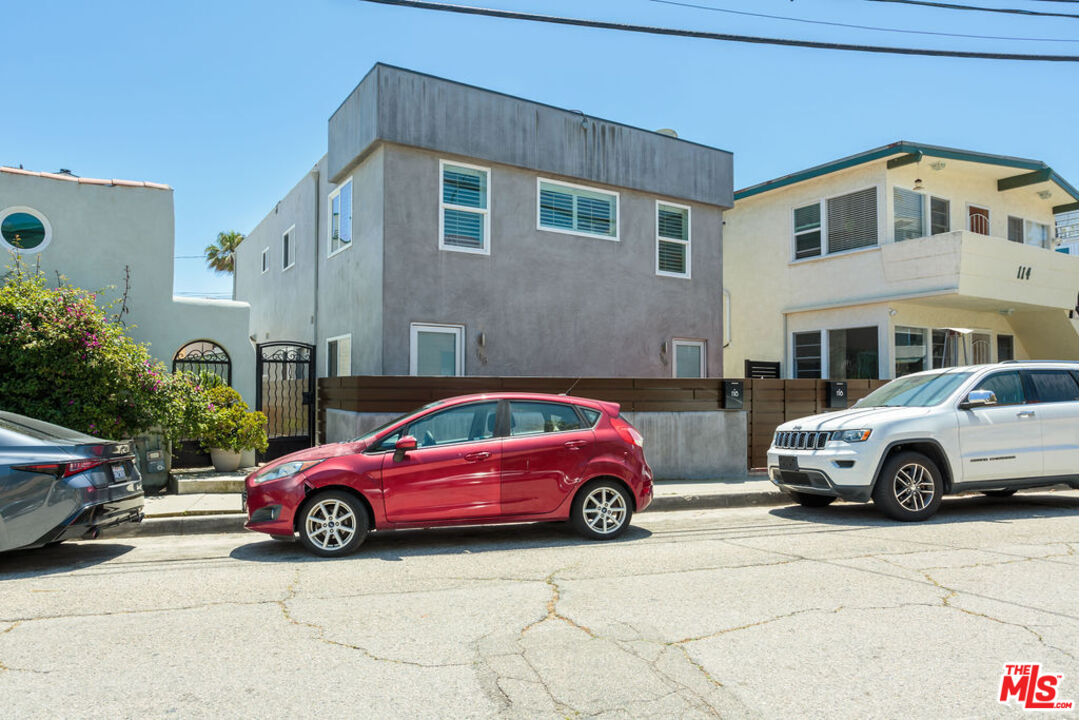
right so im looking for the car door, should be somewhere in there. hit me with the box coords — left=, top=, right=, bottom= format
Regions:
left=1026, top=370, right=1079, bottom=477
left=956, top=370, right=1043, bottom=483
left=380, top=401, right=501, bottom=523
left=500, top=401, right=594, bottom=515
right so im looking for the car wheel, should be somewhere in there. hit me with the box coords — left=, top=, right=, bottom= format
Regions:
left=982, top=489, right=1018, bottom=498
left=788, top=491, right=836, bottom=508
left=297, top=491, right=369, bottom=557
left=872, top=451, right=943, bottom=522
left=571, top=481, right=633, bottom=540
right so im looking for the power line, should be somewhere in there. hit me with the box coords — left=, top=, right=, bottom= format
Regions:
left=649, top=0, right=1079, bottom=42
left=865, top=0, right=1079, bottom=19
left=355, top=0, right=1079, bottom=60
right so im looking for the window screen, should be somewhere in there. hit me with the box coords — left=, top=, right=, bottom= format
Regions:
left=827, top=187, right=878, bottom=253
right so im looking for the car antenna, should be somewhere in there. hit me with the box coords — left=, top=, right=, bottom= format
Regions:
left=561, top=377, right=582, bottom=396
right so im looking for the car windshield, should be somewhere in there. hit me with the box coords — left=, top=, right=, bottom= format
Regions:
left=347, top=400, right=446, bottom=443
left=857, top=371, right=973, bottom=408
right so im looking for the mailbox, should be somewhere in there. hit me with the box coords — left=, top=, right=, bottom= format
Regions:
left=827, top=381, right=848, bottom=409
left=723, top=380, right=744, bottom=409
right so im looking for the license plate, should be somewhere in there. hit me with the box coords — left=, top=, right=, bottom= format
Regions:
left=778, top=455, right=799, bottom=471
left=112, top=463, right=129, bottom=480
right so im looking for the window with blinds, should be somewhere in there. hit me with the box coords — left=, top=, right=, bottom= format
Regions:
left=440, top=162, right=489, bottom=253
left=793, top=203, right=822, bottom=259
left=930, top=197, right=950, bottom=235
left=656, top=202, right=690, bottom=276
left=538, top=180, right=618, bottom=239
left=826, top=187, right=878, bottom=253
left=893, top=188, right=925, bottom=242
left=1008, top=216, right=1024, bottom=244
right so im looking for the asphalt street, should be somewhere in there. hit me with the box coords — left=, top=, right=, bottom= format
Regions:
left=2, top=492, right=1078, bottom=719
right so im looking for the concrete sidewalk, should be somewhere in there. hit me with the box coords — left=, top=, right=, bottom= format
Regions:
left=113, top=475, right=784, bottom=537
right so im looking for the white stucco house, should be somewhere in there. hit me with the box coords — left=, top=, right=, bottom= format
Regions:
left=0, top=166, right=254, bottom=402
left=723, top=141, right=1079, bottom=380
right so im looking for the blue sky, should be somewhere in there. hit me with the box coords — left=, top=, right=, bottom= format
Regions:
left=3, top=0, right=1077, bottom=298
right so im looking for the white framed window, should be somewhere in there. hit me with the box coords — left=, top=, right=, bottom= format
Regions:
left=791, top=186, right=878, bottom=261
left=930, top=197, right=950, bottom=235
left=328, top=178, right=353, bottom=257
left=792, top=331, right=822, bottom=378
left=1024, top=219, right=1050, bottom=249
left=326, top=334, right=352, bottom=377
left=672, top=339, right=706, bottom=378
left=439, top=160, right=490, bottom=255
left=656, top=201, right=691, bottom=278
left=537, top=178, right=618, bottom=241
left=410, top=323, right=464, bottom=376
left=893, top=188, right=925, bottom=242
left=261, top=247, right=269, bottom=274
left=0, top=206, right=52, bottom=254
left=282, top=224, right=295, bottom=270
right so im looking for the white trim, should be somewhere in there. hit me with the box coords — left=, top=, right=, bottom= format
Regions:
left=536, top=177, right=620, bottom=242
left=410, top=323, right=465, bottom=376
left=260, top=247, right=269, bottom=274
left=655, top=200, right=691, bottom=279
left=327, top=176, right=354, bottom=258
left=671, top=338, right=706, bottom=378
left=438, top=159, right=491, bottom=256
left=281, top=224, right=296, bottom=271
left=0, top=206, right=53, bottom=254
left=965, top=202, right=991, bottom=236
left=326, top=334, right=352, bottom=377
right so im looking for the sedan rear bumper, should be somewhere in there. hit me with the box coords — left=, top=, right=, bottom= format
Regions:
left=47, top=493, right=145, bottom=543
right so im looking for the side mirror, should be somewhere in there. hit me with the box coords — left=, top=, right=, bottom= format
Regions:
left=960, top=389, right=997, bottom=409
left=393, top=435, right=417, bottom=462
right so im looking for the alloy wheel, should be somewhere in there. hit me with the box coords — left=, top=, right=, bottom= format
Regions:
left=581, top=487, right=627, bottom=535
left=304, top=498, right=357, bottom=552
left=893, top=463, right=935, bottom=512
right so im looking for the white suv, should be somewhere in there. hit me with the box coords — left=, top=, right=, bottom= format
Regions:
left=768, top=362, right=1079, bottom=521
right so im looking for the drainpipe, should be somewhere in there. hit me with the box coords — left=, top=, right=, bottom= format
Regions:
left=311, top=165, right=320, bottom=353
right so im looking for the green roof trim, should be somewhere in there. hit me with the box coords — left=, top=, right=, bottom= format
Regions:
left=735, top=141, right=1079, bottom=208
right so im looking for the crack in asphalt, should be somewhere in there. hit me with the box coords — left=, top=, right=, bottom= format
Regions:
left=0, top=622, right=49, bottom=675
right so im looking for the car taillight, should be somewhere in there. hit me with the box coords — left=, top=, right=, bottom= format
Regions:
left=610, top=416, right=644, bottom=448
left=13, top=460, right=107, bottom=478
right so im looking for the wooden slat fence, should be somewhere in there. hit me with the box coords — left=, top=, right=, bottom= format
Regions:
left=318, top=376, right=889, bottom=470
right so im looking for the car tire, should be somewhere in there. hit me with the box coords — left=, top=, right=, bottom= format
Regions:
left=570, top=480, right=633, bottom=540
left=297, top=491, right=369, bottom=557
left=982, top=489, right=1018, bottom=498
left=872, top=451, right=944, bottom=522
left=788, top=491, right=836, bottom=508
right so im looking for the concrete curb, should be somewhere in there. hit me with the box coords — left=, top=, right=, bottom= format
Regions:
left=111, top=488, right=789, bottom=538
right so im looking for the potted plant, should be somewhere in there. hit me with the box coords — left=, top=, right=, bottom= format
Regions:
left=200, top=385, right=268, bottom=472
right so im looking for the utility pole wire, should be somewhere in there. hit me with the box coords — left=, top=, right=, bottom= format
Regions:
left=865, top=0, right=1079, bottom=19
left=650, top=0, right=1079, bottom=42
left=355, top=0, right=1079, bottom=61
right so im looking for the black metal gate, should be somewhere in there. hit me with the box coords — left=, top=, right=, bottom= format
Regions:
left=255, top=342, right=316, bottom=461
left=173, top=340, right=232, bottom=385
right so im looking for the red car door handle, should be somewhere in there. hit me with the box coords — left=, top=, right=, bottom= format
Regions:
left=564, top=440, right=589, bottom=450
left=464, top=451, right=492, bottom=462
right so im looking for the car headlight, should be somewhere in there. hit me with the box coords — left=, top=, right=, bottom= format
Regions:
left=252, top=460, right=324, bottom=484
left=834, top=429, right=872, bottom=443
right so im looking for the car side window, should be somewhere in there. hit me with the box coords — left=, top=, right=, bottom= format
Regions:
left=577, top=407, right=601, bottom=427
left=407, top=402, right=499, bottom=448
left=370, top=429, right=402, bottom=452
left=509, top=402, right=585, bottom=436
left=1028, top=371, right=1079, bottom=403
left=973, top=371, right=1026, bottom=406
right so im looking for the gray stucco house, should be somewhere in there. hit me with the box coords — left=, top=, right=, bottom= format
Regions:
left=235, top=64, right=733, bottom=379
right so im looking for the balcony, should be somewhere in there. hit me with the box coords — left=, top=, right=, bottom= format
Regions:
left=880, top=230, right=1079, bottom=311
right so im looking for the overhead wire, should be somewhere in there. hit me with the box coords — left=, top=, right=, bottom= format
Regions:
left=355, top=0, right=1079, bottom=61
left=864, top=0, right=1079, bottom=19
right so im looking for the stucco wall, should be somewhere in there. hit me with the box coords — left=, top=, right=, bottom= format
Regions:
left=325, top=408, right=748, bottom=479
left=379, top=143, right=725, bottom=376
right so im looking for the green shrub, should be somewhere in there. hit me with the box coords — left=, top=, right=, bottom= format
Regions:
left=199, top=384, right=269, bottom=453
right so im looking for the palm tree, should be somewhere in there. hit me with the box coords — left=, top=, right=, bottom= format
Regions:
left=205, top=231, right=244, bottom=274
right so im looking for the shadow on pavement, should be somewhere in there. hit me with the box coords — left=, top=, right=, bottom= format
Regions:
left=769, top=492, right=1079, bottom=528
left=229, top=521, right=653, bottom=563
left=0, top=542, right=135, bottom=579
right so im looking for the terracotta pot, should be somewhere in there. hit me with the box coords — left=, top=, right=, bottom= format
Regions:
left=210, top=448, right=242, bottom=473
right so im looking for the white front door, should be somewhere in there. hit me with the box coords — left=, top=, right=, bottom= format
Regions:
left=956, top=371, right=1043, bottom=482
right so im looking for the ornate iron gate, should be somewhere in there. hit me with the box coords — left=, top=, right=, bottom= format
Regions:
left=173, top=340, right=232, bottom=385
left=255, top=342, right=316, bottom=461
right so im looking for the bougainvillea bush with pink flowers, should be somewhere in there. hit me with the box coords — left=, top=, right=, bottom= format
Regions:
left=0, top=263, right=196, bottom=441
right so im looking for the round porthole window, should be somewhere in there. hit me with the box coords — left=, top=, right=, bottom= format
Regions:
left=0, top=207, right=52, bottom=253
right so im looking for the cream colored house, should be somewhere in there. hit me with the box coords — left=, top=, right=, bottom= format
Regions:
left=723, top=142, right=1079, bottom=380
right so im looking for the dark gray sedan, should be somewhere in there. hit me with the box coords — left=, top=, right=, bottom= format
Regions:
left=0, top=412, right=144, bottom=552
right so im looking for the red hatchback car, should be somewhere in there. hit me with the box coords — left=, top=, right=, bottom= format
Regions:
left=244, top=393, right=653, bottom=556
